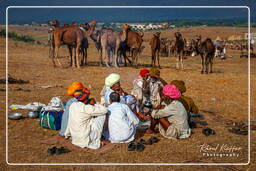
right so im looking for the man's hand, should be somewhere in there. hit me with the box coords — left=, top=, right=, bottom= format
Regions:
left=155, top=104, right=165, bottom=110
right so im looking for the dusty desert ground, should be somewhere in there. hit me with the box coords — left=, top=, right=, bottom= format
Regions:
left=0, top=25, right=256, bottom=171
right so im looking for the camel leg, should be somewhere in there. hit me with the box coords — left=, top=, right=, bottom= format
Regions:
left=209, top=56, right=213, bottom=73
left=102, top=48, right=110, bottom=67
left=75, top=45, right=81, bottom=69
left=157, top=50, right=161, bottom=69
left=54, top=46, right=62, bottom=68
left=135, top=50, right=139, bottom=67
left=80, top=48, right=84, bottom=66
left=71, top=48, right=76, bottom=67
left=176, top=55, right=179, bottom=70
left=151, top=49, right=154, bottom=67
left=84, top=48, right=87, bottom=66
left=68, top=46, right=72, bottom=66
left=99, top=50, right=103, bottom=67
left=180, top=51, right=184, bottom=70
left=201, top=54, right=205, bottom=74
left=114, top=47, right=119, bottom=68
left=205, top=56, right=209, bottom=74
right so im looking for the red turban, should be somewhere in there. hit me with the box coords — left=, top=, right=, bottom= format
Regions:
left=139, top=68, right=150, bottom=77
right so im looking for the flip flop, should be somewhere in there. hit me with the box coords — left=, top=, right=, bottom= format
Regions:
left=202, top=128, right=215, bottom=136
left=128, top=143, right=136, bottom=151
left=55, top=147, right=71, bottom=155
left=47, top=146, right=57, bottom=155
left=228, top=128, right=248, bottom=135
left=150, top=136, right=159, bottom=144
left=136, top=143, right=145, bottom=152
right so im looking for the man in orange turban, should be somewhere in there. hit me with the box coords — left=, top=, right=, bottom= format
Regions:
left=59, top=82, right=85, bottom=136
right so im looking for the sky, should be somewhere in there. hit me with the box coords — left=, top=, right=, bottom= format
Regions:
left=0, top=0, right=255, bottom=24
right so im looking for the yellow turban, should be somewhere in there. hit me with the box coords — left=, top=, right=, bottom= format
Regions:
left=150, top=67, right=160, bottom=76
left=170, top=80, right=186, bottom=93
left=105, top=73, right=121, bottom=87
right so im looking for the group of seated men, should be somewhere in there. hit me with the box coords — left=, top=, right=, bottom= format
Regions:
left=59, top=68, right=199, bottom=149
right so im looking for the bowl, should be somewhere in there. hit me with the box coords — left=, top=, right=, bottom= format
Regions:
left=8, top=113, right=23, bottom=120
left=27, top=110, right=39, bottom=118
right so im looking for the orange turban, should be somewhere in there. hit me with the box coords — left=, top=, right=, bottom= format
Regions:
left=67, top=82, right=85, bottom=96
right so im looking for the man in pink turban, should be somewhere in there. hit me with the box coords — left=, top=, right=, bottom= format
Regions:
left=145, top=84, right=191, bottom=139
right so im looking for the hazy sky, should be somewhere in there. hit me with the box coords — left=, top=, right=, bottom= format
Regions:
left=0, top=0, right=255, bottom=24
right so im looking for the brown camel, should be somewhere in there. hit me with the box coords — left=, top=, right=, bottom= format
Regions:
left=91, top=28, right=124, bottom=67
left=198, top=38, right=216, bottom=74
left=149, top=32, right=161, bottom=68
left=51, top=20, right=97, bottom=68
left=121, top=24, right=144, bottom=67
left=174, top=32, right=185, bottom=70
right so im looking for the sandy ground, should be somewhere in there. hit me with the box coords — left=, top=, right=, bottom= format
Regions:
left=0, top=26, right=255, bottom=170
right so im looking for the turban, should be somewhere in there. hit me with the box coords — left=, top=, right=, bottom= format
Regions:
left=150, top=67, right=160, bottom=76
left=105, top=73, right=120, bottom=87
left=73, top=88, right=91, bottom=103
left=162, top=84, right=181, bottom=99
left=139, top=68, right=149, bottom=77
left=170, top=80, right=186, bottom=93
left=67, top=82, right=84, bottom=96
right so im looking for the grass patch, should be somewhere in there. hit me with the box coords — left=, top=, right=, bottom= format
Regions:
left=0, top=29, right=42, bottom=45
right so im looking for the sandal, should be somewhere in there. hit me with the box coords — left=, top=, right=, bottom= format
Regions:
left=55, top=147, right=70, bottom=155
left=128, top=143, right=136, bottom=151
left=202, top=128, right=215, bottom=136
left=47, top=146, right=57, bottom=155
left=136, top=143, right=145, bottom=152
left=150, top=136, right=159, bottom=144
left=228, top=128, right=248, bottom=135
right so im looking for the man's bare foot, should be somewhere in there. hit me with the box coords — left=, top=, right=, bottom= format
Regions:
left=142, top=115, right=152, bottom=121
left=100, top=140, right=110, bottom=147
left=144, top=129, right=157, bottom=136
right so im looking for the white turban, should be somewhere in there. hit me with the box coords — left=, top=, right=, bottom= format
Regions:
left=105, top=73, right=120, bottom=87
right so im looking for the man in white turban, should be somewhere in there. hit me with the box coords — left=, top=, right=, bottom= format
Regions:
left=100, top=73, right=125, bottom=107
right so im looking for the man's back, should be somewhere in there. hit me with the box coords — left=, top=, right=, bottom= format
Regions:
left=107, top=102, right=139, bottom=143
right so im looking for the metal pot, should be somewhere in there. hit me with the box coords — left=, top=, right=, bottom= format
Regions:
left=27, top=110, right=39, bottom=118
left=8, top=113, right=23, bottom=120
left=144, top=100, right=153, bottom=108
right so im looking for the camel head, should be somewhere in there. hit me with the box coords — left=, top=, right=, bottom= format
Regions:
left=153, top=32, right=161, bottom=38
left=48, top=19, right=60, bottom=28
left=80, top=23, right=90, bottom=31
left=121, top=24, right=130, bottom=41
left=195, top=34, right=202, bottom=41
left=174, top=32, right=182, bottom=39
left=83, top=20, right=97, bottom=37
left=139, top=32, right=144, bottom=38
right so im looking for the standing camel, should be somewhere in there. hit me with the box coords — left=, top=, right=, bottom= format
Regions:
left=91, top=28, right=123, bottom=67
left=120, top=24, right=144, bottom=67
left=149, top=32, right=161, bottom=68
left=51, top=20, right=97, bottom=68
left=198, top=38, right=216, bottom=74
left=174, top=32, right=185, bottom=70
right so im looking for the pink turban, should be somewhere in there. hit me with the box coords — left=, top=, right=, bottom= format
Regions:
left=162, top=84, right=181, bottom=99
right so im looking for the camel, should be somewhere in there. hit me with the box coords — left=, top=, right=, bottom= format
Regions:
left=149, top=32, right=161, bottom=68
left=174, top=32, right=185, bottom=70
left=91, top=28, right=123, bottom=67
left=51, top=20, right=97, bottom=68
left=198, top=38, right=216, bottom=74
left=120, top=24, right=144, bottom=67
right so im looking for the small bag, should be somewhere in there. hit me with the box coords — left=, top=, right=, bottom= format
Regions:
left=39, top=110, right=63, bottom=130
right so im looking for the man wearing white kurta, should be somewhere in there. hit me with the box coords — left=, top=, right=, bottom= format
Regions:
left=106, top=92, right=139, bottom=143
left=65, top=102, right=107, bottom=149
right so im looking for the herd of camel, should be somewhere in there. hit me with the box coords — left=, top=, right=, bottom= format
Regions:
left=48, top=20, right=216, bottom=74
